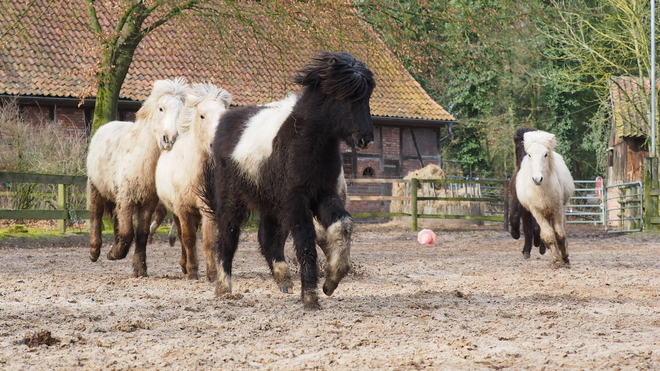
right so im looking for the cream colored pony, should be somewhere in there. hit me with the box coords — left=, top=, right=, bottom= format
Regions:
left=516, top=130, right=574, bottom=268
left=155, top=83, right=232, bottom=281
left=87, top=78, right=188, bottom=277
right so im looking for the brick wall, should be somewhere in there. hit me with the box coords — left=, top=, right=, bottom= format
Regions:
left=55, top=107, right=87, bottom=133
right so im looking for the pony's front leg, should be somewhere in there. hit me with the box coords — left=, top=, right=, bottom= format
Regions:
left=258, top=214, right=293, bottom=294
left=535, top=213, right=567, bottom=269
left=314, top=195, right=352, bottom=297
left=200, top=214, right=217, bottom=282
left=88, top=183, right=105, bottom=262
left=107, top=204, right=135, bottom=261
left=288, top=204, right=321, bottom=310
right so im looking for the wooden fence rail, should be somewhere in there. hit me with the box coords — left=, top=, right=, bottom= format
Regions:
left=0, top=172, right=88, bottom=233
left=348, top=178, right=508, bottom=231
left=1, top=172, right=508, bottom=233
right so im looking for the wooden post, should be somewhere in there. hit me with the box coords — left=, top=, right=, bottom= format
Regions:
left=411, top=178, right=418, bottom=232
left=644, top=157, right=660, bottom=231
left=57, top=183, right=67, bottom=234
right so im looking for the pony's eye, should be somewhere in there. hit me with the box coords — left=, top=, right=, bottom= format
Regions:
left=544, top=153, right=548, bottom=157
left=159, top=107, right=164, bottom=112
left=200, top=115, right=205, bottom=120
left=527, top=154, right=531, bottom=157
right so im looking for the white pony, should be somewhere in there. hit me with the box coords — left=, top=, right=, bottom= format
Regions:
left=516, top=130, right=574, bottom=267
left=155, top=83, right=232, bottom=281
left=87, top=78, right=188, bottom=277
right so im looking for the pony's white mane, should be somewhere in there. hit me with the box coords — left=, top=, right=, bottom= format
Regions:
left=136, top=77, right=188, bottom=123
left=178, top=83, right=232, bottom=133
left=523, top=130, right=556, bottom=152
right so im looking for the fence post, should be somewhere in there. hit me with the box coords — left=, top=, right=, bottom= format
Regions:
left=411, top=178, right=418, bottom=232
left=57, top=184, right=67, bottom=233
left=644, top=157, right=659, bottom=231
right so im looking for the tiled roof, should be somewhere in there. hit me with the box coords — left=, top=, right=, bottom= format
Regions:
left=0, top=1, right=455, bottom=122
left=609, top=76, right=653, bottom=138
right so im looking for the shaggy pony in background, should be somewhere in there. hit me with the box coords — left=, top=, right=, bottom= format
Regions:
left=509, top=127, right=546, bottom=259
left=516, top=130, right=574, bottom=268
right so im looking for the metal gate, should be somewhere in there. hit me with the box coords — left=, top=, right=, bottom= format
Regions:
left=566, top=178, right=605, bottom=225
left=604, top=181, right=644, bottom=233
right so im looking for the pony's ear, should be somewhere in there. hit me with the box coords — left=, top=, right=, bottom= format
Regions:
left=548, top=133, right=557, bottom=150
left=185, top=91, right=200, bottom=107
left=218, top=90, right=233, bottom=109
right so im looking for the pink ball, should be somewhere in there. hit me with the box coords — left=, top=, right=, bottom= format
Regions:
left=417, top=229, right=436, bottom=244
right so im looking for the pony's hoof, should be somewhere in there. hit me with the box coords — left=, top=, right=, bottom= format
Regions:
left=322, top=281, right=338, bottom=296
left=552, top=260, right=570, bottom=269
left=523, top=252, right=531, bottom=259
left=510, top=230, right=520, bottom=240
left=302, top=290, right=320, bottom=310
left=133, top=269, right=148, bottom=278
left=168, top=236, right=176, bottom=247
left=280, top=286, right=293, bottom=294
left=187, top=273, right=199, bottom=280
left=207, top=273, right=217, bottom=283
left=90, top=248, right=101, bottom=262
left=215, top=281, right=231, bottom=297
left=539, top=245, right=547, bottom=255
left=106, top=251, right=118, bottom=261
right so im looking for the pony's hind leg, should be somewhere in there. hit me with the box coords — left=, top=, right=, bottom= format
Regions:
left=520, top=210, right=534, bottom=259
left=258, top=214, right=293, bottom=294
left=171, top=215, right=187, bottom=274
left=553, top=217, right=570, bottom=267
left=107, top=203, right=135, bottom=261
left=214, top=206, right=246, bottom=297
left=508, top=176, right=522, bottom=240
left=180, top=212, right=202, bottom=280
left=148, top=203, right=167, bottom=244
left=200, top=214, right=217, bottom=282
left=131, top=203, right=156, bottom=277
left=88, top=183, right=105, bottom=262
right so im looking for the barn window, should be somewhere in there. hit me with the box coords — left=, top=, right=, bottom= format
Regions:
left=362, top=166, right=375, bottom=177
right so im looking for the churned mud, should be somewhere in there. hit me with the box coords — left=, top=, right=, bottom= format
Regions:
left=0, top=223, right=658, bottom=370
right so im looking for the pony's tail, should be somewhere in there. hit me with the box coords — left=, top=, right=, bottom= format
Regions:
left=197, top=157, right=216, bottom=218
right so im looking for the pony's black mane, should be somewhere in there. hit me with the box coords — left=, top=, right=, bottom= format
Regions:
left=293, top=51, right=375, bottom=102
left=514, top=127, right=538, bottom=167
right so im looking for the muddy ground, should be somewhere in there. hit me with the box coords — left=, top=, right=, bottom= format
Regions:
left=0, top=222, right=658, bottom=370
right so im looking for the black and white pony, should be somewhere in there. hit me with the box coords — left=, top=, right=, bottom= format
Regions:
left=509, top=127, right=546, bottom=259
left=204, top=51, right=375, bottom=310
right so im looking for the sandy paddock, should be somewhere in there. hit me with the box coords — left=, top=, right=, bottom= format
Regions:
left=0, top=223, right=658, bottom=370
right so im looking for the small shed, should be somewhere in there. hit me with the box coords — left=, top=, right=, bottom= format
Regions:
left=607, top=76, right=651, bottom=184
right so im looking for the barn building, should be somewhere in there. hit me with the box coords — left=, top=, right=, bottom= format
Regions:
left=0, top=1, right=457, bottom=216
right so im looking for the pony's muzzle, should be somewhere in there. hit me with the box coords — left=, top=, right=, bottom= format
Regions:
left=160, top=134, right=177, bottom=150
left=533, top=175, right=544, bottom=185
left=355, top=136, right=374, bottom=151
